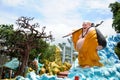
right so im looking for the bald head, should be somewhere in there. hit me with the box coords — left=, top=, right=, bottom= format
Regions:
left=82, top=21, right=92, bottom=30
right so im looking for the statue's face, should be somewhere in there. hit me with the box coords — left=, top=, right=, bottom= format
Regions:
left=82, top=22, right=91, bottom=31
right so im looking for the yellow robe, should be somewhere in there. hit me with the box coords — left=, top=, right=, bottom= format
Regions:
left=72, top=28, right=103, bottom=67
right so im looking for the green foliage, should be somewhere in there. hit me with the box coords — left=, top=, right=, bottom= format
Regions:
left=29, top=39, right=49, bottom=61
left=40, top=45, right=56, bottom=63
left=109, top=2, right=120, bottom=33
left=0, top=24, right=20, bottom=59
left=37, top=39, right=49, bottom=53
left=114, top=42, right=120, bottom=59
left=29, top=49, right=38, bottom=61
left=0, top=24, right=14, bottom=43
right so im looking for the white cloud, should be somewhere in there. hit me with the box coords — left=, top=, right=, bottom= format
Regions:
left=81, top=0, right=117, bottom=9
left=34, top=0, right=82, bottom=25
left=0, top=12, right=17, bottom=24
left=39, top=0, right=80, bottom=14
left=1, top=0, right=25, bottom=7
left=97, top=19, right=116, bottom=36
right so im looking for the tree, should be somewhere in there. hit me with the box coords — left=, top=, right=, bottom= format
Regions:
left=109, top=2, right=120, bottom=33
left=114, top=42, right=120, bottom=59
left=13, top=16, right=53, bottom=76
left=0, top=24, right=15, bottom=79
left=0, top=24, right=15, bottom=58
left=0, top=16, right=53, bottom=76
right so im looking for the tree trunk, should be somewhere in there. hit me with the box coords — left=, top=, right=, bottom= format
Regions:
left=15, top=44, right=30, bottom=77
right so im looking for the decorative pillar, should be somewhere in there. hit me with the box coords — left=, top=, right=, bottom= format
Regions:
left=68, top=37, right=74, bottom=63
left=62, top=43, right=66, bottom=63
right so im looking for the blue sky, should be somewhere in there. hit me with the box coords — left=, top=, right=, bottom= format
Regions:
left=0, top=0, right=119, bottom=45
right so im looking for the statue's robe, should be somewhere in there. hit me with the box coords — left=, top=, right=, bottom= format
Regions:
left=72, top=27, right=103, bottom=67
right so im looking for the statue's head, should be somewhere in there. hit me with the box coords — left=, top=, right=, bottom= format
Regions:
left=82, top=21, right=91, bottom=30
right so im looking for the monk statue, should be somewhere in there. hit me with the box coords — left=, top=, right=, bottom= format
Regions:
left=72, top=21, right=104, bottom=68
left=63, top=21, right=106, bottom=68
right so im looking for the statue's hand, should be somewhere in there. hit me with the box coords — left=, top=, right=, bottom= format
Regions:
left=97, top=45, right=103, bottom=50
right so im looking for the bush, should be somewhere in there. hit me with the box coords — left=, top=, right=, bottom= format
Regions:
left=114, top=42, right=120, bottom=59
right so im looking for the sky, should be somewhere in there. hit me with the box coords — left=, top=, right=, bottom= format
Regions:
left=0, top=0, right=120, bottom=46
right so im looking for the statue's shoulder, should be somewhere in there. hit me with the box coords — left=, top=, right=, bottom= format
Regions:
left=72, top=28, right=82, bottom=35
